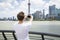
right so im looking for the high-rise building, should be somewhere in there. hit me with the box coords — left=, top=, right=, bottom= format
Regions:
left=55, top=9, right=60, bottom=20
left=49, top=5, right=60, bottom=20
left=32, top=11, right=43, bottom=20
left=49, top=5, right=57, bottom=18
left=43, top=9, right=45, bottom=19
left=56, top=9, right=60, bottom=16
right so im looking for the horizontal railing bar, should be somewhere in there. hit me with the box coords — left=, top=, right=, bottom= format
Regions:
left=29, top=31, right=60, bottom=37
left=0, top=30, right=15, bottom=32
left=0, top=30, right=60, bottom=38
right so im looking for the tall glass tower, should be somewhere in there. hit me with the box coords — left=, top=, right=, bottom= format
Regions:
left=49, top=5, right=56, bottom=17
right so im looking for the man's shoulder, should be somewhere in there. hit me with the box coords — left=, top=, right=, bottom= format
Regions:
left=24, top=22, right=32, bottom=26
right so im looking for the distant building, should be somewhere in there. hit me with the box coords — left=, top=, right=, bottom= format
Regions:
left=49, top=5, right=60, bottom=20
left=0, top=16, right=17, bottom=21
left=32, top=11, right=43, bottom=20
left=42, top=9, right=45, bottom=19
left=46, top=14, right=49, bottom=19
left=56, top=9, right=60, bottom=16
left=49, top=5, right=57, bottom=18
left=55, top=9, right=60, bottom=20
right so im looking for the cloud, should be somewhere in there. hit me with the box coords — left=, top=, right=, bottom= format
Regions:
left=0, top=0, right=60, bottom=17
left=47, top=0, right=60, bottom=8
left=43, top=0, right=50, bottom=3
left=0, top=0, right=24, bottom=17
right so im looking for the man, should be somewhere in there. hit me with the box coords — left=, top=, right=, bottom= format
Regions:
left=13, top=11, right=33, bottom=40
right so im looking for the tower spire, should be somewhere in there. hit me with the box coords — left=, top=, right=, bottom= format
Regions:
left=28, top=0, right=30, bottom=14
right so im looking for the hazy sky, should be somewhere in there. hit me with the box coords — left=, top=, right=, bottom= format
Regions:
left=0, top=0, right=60, bottom=18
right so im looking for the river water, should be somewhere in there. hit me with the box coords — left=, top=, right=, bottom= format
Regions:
left=0, top=21, right=60, bottom=40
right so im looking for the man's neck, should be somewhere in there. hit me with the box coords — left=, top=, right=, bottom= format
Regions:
left=18, top=21, right=23, bottom=24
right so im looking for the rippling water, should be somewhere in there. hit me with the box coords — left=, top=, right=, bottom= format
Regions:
left=0, top=21, right=60, bottom=34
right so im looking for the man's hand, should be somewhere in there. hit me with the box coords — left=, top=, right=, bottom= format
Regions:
left=24, top=14, right=33, bottom=22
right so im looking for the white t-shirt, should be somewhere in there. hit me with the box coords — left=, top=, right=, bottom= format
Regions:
left=13, top=22, right=31, bottom=40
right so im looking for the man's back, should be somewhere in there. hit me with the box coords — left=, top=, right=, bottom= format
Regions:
left=13, top=22, right=31, bottom=40
left=13, top=11, right=33, bottom=40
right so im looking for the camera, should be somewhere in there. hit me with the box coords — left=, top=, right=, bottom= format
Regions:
left=27, top=15, right=31, bottom=18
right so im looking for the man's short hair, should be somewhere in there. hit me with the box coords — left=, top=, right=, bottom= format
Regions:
left=17, top=12, right=25, bottom=21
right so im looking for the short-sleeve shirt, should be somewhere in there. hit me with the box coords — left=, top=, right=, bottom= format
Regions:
left=13, top=22, right=31, bottom=40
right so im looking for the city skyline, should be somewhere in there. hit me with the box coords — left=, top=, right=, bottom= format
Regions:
left=0, top=0, right=60, bottom=18
left=0, top=5, right=60, bottom=21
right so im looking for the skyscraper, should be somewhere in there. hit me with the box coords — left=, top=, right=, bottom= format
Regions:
left=43, top=9, right=45, bottom=19
left=32, top=11, right=43, bottom=20
left=56, top=9, right=60, bottom=16
left=49, top=5, right=57, bottom=18
left=49, top=5, right=57, bottom=19
left=49, top=5, right=60, bottom=20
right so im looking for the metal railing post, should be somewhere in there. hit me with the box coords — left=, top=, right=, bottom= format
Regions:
left=41, top=35, right=44, bottom=40
left=13, top=32, right=17, bottom=40
left=2, top=32, right=7, bottom=40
